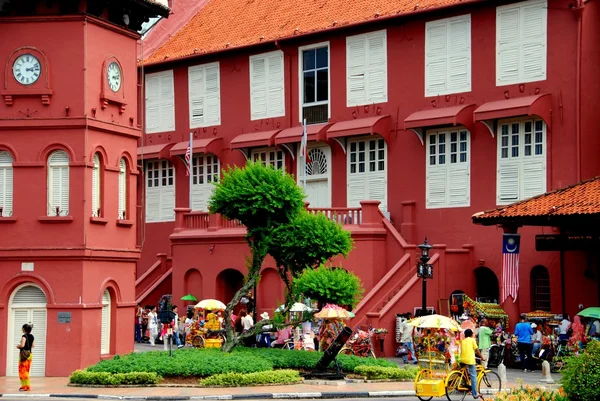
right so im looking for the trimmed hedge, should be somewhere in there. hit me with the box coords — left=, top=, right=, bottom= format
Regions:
left=561, top=340, right=600, bottom=401
left=69, top=370, right=161, bottom=385
left=354, top=365, right=418, bottom=381
left=200, top=369, right=300, bottom=387
left=85, top=347, right=395, bottom=378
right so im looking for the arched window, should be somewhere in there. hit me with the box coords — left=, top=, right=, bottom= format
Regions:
left=118, top=158, right=127, bottom=220
left=92, top=153, right=101, bottom=217
left=531, top=265, right=551, bottom=311
left=0, top=151, right=14, bottom=217
left=47, top=150, right=69, bottom=216
left=101, top=290, right=111, bottom=354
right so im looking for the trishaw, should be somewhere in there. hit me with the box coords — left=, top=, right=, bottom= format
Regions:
left=188, top=299, right=227, bottom=348
left=409, top=314, right=502, bottom=401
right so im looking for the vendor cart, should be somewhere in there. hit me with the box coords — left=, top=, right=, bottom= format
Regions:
left=462, top=295, right=508, bottom=328
left=409, top=314, right=462, bottom=401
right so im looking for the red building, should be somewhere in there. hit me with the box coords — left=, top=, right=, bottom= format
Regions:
left=0, top=0, right=168, bottom=376
left=135, top=0, right=600, bottom=355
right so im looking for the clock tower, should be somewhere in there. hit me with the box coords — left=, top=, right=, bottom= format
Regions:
left=0, top=0, right=168, bottom=376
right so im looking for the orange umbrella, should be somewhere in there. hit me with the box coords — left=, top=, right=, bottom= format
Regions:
left=314, top=304, right=351, bottom=319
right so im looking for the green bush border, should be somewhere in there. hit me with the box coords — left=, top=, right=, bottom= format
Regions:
left=353, top=365, right=418, bottom=381
left=199, top=369, right=301, bottom=387
left=69, top=370, right=161, bottom=386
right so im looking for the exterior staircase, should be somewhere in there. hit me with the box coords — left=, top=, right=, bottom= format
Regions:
left=135, top=253, right=173, bottom=306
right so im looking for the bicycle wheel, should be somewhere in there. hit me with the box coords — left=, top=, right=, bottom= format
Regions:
left=339, top=347, right=353, bottom=356
left=445, top=371, right=467, bottom=401
left=282, top=341, right=293, bottom=350
left=192, top=335, right=205, bottom=348
left=415, top=370, right=433, bottom=401
left=478, top=371, right=501, bottom=397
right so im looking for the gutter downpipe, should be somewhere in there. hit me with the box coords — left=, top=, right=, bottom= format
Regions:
left=575, top=0, right=584, bottom=182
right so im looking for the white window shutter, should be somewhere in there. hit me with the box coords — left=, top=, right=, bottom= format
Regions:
left=521, top=2, right=547, bottom=82
left=189, top=66, right=205, bottom=127
left=118, top=159, right=127, bottom=219
left=347, top=36, right=367, bottom=106
left=448, top=166, right=470, bottom=206
left=367, top=172, right=387, bottom=211
left=0, top=151, right=13, bottom=217
left=522, top=159, right=546, bottom=199
left=145, top=75, right=161, bottom=133
left=101, top=290, right=111, bottom=354
left=204, top=64, right=221, bottom=125
left=497, top=7, right=521, bottom=85
left=426, top=168, right=447, bottom=208
left=160, top=71, right=175, bottom=131
left=347, top=174, right=368, bottom=208
left=47, top=151, right=69, bottom=216
left=497, top=162, right=520, bottom=204
left=366, top=32, right=387, bottom=104
left=250, top=57, right=267, bottom=119
left=267, top=52, right=285, bottom=117
left=160, top=186, right=175, bottom=221
left=448, top=18, right=471, bottom=92
left=425, top=22, right=448, bottom=96
left=145, top=187, right=160, bottom=222
left=92, top=154, right=100, bottom=217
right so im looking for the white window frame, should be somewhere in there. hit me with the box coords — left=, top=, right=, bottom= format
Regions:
left=249, top=50, right=285, bottom=120
left=145, top=159, right=175, bottom=223
left=188, top=62, right=221, bottom=128
left=191, top=153, right=220, bottom=211
left=47, top=150, right=70, bottom=216
left=424, top=14, right=471, bottom=97
left=251, top=148, right=286, bottom=170
left=145, top=70, right=175, bottom=134
left=496, top=117, right=547, bottom=205
left=496, top=0, right=548, bottom=86
left=118, top=158, right=127, bottom=220
left=425, top=128, right=471, bottom=209
left=0, top=151, right=14, bottom=217
left=346, top=29, right=388, bottom=106
left=92, top=153, right=101, bottom=217
left=101, top=290, right=111, bottom=355
left=346, top=136, right=388, bottom=211
left=298, top=41, right=331, bottom=124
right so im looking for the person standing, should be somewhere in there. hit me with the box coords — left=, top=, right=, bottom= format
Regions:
left=400, top=313, right=417, bottom=364
left=531, top=323, right=543, bottom=357
left=514, top=314, right=534, bottom=372
left=147, top=306, right=158, bottom=346
left=477, top=319, right=493, bottom=368
left=559, top=314, right=571, bottom=342
left=171, top=305, right=183, bottom=349
left=135, top=303, right=143, bottom=343
left=460, top=329, right=485, bottom=400
left=16, top=323, right=34, bottom=392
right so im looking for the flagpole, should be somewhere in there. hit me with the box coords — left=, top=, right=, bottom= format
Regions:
left=302, top=118, right=307, bottom=190
left=189, top=132, right=193, bottom=210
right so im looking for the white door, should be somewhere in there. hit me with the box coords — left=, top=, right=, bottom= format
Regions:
left=298, top=146, right=331, bottom=208
left=7, top=285, right=47, bottom=377
left=101, top=290, right=111, bottom=355
left=347, top=137, right=387, bottom=211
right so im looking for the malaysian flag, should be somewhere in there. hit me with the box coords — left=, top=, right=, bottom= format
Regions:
left=184, top=137, right=192, bottom=176
left=501, top=233, right=521, bottom=304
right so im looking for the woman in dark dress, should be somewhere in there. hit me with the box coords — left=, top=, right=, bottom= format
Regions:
left=16, top=323, right=34, bottom=391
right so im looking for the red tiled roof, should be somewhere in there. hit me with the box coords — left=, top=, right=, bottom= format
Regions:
left=145, top=0, right=480, bottom=65
left=472, top=176, right=600, bottom=225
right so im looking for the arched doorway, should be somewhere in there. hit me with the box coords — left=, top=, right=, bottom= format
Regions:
left=7, top=284, right=47, bottom=377
left=299, top=145, right=331, bottom=208
left=216, top=269, right=244, bottom=306
left=530, top=265, right=551, bottom=311
left=474, top=267, right=500, bottom=303
left=101, top=290, right=111, bottom=355
left=184, top=269, right=203, bottom=304
left=258, top=268, right=282, bottom=313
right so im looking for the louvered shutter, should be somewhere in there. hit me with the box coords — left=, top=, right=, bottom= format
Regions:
left=367, top=172, right=387, bottom=211
left=92, top=154, right=100, bottom=216
left=30, top=309, right=47, bottom=376
left=427, top=168, right=447, bottom=208
left=160, top=72, right=175, bottom=131
left=101, top=290, right=111, bottom=354
left=448, top=17, right=470, bottom=92
left=347, top=36, right=367, bottom=106
left=9, top=309, right=29, bottom=376
left=448, top=166, right=470, bottom=206
left=522, top=159, right=546, bottom=199
left=347, top=174, right=368, bottom=208
left=145, top=187, right=161, bottom=222
left=204, top=63, right=221, bottom=125
left=521, top=2, right=547, bottom=82
left=497, top=7, right=520, bottom=85
left=425, top=22, right=448, bottom=96
left=188, top=66, right=205, bottom=127
left=47, top=151, right=69, bottom=216
left=267, top=52, right=285, bottom=117
left=250, top=56, right=267, bottom=119
left=118, top=159, right=127, bottom=219
left=145, top=75, right=161, bottom=133
left=366, top=32, right=387, bottom=104
left=160, top=186, right=175, bottom=221
left=0, top=151, right=13, bottom=217
left=497, top=162, right=520, bottom=204
left=13, top=285, right=47, bottom=304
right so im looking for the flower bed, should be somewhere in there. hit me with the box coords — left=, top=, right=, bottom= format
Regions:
left=493, top=387, right=568, bottom=401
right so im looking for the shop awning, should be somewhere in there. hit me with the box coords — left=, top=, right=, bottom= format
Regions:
left=230, top=130, right=281, bottom=149
left=170, top=137, right=224, bottom=160
left=137, top=143, right=175, bottom=160
left=474, top=93, right=552, bottom=136
left=274, top=123, right=331, bottom=145
left=404, top=104, right=475, bottom=144
left=326, top=115, right=390, bottom=153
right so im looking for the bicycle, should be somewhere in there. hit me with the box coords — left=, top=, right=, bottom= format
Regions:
left=550, top=340, right=571, bottom=373
left=339, top=329, right=376, bottom=358
left=444, top=361, right=502, bottom=401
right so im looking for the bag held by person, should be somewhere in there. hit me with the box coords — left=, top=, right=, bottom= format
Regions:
left=19, top=337, right=30, bottom=362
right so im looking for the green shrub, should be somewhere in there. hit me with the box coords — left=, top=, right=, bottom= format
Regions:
left=200, top=369, right=300, bottom=387
left=354, top=365, right=418, bottom=381
left=561, top=340, right=600, bottom=401
left=293, top=265, right=364, bottom=308
left=69, top=370, right=161, bottom=385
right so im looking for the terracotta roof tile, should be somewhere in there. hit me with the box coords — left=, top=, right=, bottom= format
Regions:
left=145, top=0, right=478, bottom=65
left=472, top=176, right=600, bottom=224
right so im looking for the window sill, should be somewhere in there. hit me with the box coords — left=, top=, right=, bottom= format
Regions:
left=38, top=216, right=74, bottom=224
left=90, top=217, right=109, bottom=225
left=116, top=219, right=134, bottom=227
left=0, top=217, right=17, bottom=223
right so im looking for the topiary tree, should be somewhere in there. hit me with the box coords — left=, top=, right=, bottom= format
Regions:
left=293, top=264, right=364, bottom=309
left=561, top=340, right=600, bottom=401
left=267, top=211, right=353, bottom=299
left=209, top=161, right=305, bottom=351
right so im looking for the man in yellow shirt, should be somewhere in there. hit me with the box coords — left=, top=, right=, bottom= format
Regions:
left=461, top=329, right=485, bottom=399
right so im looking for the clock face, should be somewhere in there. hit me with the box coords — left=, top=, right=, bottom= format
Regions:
left=12, top=54, right=41, bottom=86
left=107, top=62, right=122, bottom=92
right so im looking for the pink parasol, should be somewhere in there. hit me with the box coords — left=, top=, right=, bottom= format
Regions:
left=314, top=303, right=352, bottom=319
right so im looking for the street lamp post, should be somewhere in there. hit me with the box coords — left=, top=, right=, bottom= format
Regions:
left=417, top=237, right=433, bottom=317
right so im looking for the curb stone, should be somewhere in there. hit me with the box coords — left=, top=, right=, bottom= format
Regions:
left=0, top=392, right=419, bottom=399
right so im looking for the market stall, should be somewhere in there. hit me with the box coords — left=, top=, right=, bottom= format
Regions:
left=462, top=295, right=509, bottom=328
